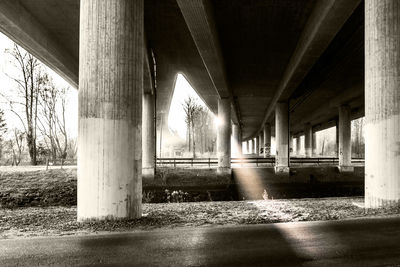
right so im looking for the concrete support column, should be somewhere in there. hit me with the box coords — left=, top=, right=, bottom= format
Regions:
left=256, top=135, right=260, bottom=156
left=338, top=105, right=352, bottom=172
left=232, top=124, right=241, bottom=157
left=217, top=98, right=231, bottom=172
left=365, top=0, right=400, bottom=208
left=78, top=0, right=143, bottom=221
left=296, top=136, right=301, bottom=156
left=246, top=140, right=250, bottom=154
left=312, top=132, right=317, bottom=157
left=275, top=102, right=289, bottom=173
left=263, top=123, right=271, bottom=157
left=304, top=123, right=312, bottom=157
left=253, top=138, right=257, bottom=154
left=142, top=93, right=155, bottom=179
left=259, top=133, right=264, bottom=157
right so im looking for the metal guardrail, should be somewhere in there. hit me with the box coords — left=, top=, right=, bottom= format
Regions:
left=156, top=157, right=365, bottom=167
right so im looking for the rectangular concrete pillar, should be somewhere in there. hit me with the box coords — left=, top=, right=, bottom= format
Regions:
left=217, top=98, right=231, bottom=172
left=275, top=102, right=289, bottom=173
left=304, top=123, right=312, bottom=158
left=142, top=93, right=155, bottom=179
left=259, top=133, right=264, bottom=157
left=263, top=123, right=271, bottom=157
left=338, top=105, right=352, bottom=172
left=365, top=0, right=400, bottom=208
left=78, top=0, right=143, bottom=221
left=246, top=140, right=250, bottom=154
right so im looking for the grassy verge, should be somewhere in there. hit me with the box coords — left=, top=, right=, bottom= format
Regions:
left=1, top=197, right=399, bottom=239
left=0, top=168, right=76, bottom=207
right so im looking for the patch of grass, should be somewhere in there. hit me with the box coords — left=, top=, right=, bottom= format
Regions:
left=0, top=168, right=76, bottom=208
left=1, top=198, right=399, bottom=239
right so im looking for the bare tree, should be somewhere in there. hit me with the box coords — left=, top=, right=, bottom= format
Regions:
left=8, top=128, right=24, bottom=166
left=6, top=44, right=45, bottom=165
left=37, top=80, right=69, bottom=163
left=182, top=97, right=201, bottom=158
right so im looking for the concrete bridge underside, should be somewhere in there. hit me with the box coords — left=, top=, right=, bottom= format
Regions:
left=0, top=0, right=398, bottom=219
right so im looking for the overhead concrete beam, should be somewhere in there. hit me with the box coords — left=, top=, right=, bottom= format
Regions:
left=176, top=0, right=239, bottom=124
left=0, top=0, right=78, bottom=88
left=257, top=0, right=361, bottom=134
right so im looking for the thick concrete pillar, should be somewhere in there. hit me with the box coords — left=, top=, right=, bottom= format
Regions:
left=338, top=105, right=352, bottom=172
left=142, top=93, right=155, bottom=178
left=365, top=0, right=400, bottom=208
left=259, top=133, right=264, bottom=157
left=263, top=123, right=271, bottom=157
left=217, top=98, right=231, bottom=172
left=296, top=136, right=301, bottom=156
left=246, top=140, right=250, bottom=154
left=275, top=102, right=289, bottom=173
left=78, top=0, right=143, bottom=221
left=232, top=124, right=241, bottom=157
left=304, top=123, right=312, bottom=157
left=253, top=138, right=257, bottom=154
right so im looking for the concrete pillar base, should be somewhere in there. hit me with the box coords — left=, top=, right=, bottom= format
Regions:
left=142, top=168, right=155, bottom=180
left=274, top=166, right=290, bottom=174
left=217, top=167, right=232, bottom=175
left=338, top=166, right=354, bottom=173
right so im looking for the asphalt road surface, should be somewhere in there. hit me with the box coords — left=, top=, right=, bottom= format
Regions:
left=1, top=217, right=400, bottom=266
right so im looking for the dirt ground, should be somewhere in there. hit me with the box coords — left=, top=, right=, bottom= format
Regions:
left=1, top=197, right=399, bottom=239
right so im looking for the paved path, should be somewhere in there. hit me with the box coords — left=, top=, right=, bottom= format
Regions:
left=1, top=217, right=400, bottom=266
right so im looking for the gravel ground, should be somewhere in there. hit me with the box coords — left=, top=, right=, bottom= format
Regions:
left=1, top=197, right=399, bottom=239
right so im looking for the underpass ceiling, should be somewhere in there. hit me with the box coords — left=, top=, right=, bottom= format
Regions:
left=20, top=0, right=79, bottom=67
left=289, top=3, right=364, bottom=135
left=212, top=0, right=316, bottom=139
left=9, top=0, right=364, bottom=141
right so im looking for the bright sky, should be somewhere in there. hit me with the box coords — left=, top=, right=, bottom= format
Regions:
left=168, top=74, right=213, bottom=139
left=0, top=32, right=78, bottom=138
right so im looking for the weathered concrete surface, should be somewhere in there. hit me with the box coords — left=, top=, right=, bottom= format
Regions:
left=338, top=105, right=353, bottom=172
left=275, top=102, right=290, bottom=173
left=365, top=0, right=400, bottom=208
left=217, top=98, right=231, bottom=172
left=3, top=217, right=400, bottom=266
left=78, top=0, right=143, bottom=220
